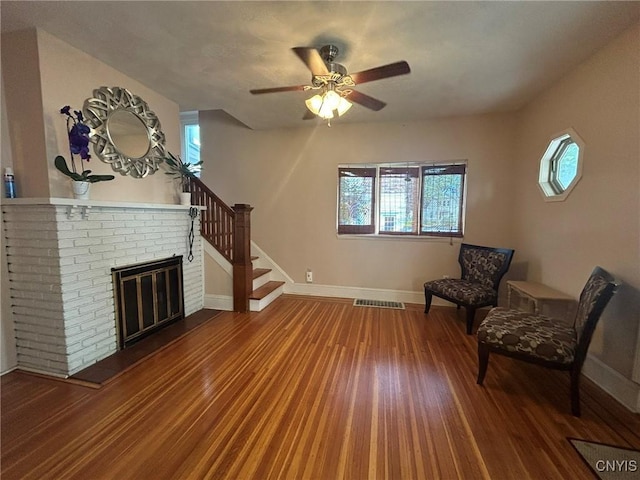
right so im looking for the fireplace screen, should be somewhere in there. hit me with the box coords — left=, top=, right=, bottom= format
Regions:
left=112, top=256, right=184, bottom=348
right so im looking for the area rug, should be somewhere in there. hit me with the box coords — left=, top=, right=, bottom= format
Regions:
left=568, top=437, right=640, bottom=479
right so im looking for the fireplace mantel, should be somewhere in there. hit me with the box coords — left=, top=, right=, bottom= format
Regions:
left=2, top=198, right=205, bottom=219
left=2, top=199, right=204, bottom=377
left=2, top=197, right=203, bottom=210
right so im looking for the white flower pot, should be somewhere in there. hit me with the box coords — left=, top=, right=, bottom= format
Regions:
left=179, top=192, right=191, bottom=206
left=72, top=181, right=91, bottom=200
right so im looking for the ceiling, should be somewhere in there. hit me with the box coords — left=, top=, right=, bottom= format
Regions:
left=2, top=1, right=639, bottom=130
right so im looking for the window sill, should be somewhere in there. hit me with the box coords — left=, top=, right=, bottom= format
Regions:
left=336, top=233, right=463, bottom=243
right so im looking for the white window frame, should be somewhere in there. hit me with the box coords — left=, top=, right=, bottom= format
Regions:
left=538, top=128, right=584, bottom=202
left=180, top=111, right=201, bottom=177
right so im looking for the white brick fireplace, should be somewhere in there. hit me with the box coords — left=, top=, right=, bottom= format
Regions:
left=2, top=198, right=204, bottom=377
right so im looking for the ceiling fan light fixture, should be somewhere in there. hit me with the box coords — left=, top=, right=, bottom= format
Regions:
left=305, top=89, right=352, bottom=120
left=305, top=94, right=326, bottom=116
left=331, top=92, right=353, bottom=116
left=251, top=45, right=410, bottom=124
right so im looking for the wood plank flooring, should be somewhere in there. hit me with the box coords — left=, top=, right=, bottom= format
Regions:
left=69, top=309, right=223, bottom=386
left=2, top=295, right=639, bottom=479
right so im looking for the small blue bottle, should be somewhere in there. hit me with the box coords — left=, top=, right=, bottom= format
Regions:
left=4, top=167, right=16, bottom=198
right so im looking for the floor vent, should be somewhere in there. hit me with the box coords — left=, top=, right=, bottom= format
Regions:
left=353, top=299, right=405, bottom=310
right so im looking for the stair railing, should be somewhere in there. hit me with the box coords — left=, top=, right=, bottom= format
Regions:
left=186, top=176, right=252, bottom=312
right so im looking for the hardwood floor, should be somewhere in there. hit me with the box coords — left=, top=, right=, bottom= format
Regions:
left=2, top=295, right=639, bottom=479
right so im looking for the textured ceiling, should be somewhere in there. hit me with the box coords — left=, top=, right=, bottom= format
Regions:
left=2, top=1, right=639, bottom=130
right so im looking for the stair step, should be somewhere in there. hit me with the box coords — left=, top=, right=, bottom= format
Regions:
left=252, top=268, right=271, bottom=280
left=250, top=281, right=285, bottom=300
left=251, top=256, right=259, bottom=262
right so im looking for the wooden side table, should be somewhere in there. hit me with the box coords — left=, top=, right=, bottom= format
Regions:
left=507, top=280, right=575, bottom=321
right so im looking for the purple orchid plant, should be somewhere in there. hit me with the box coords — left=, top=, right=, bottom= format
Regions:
left=54, top=105, right=114, bottom=183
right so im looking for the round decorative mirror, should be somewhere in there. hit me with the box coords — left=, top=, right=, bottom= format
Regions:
left=83, top=87, right=166, bottom=178
left=107, top=110, right=150, bottom=159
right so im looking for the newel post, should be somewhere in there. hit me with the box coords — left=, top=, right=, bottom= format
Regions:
left=232, top=204, right=253, bottom=312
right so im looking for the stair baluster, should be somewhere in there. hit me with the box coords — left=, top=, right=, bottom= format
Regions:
left=185, top=176, right=253, bottom=312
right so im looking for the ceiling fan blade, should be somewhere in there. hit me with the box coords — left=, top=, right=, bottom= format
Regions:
left=345, top=90, right=386, bottom=111
left=250, top=85, right=306, bottom=94
left=350, top=61, right=411, bottom=85
left=292, top=47, right=329, bottom=77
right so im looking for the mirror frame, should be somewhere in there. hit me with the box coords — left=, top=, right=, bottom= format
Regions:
left=83, top=86, right=166, bottom=178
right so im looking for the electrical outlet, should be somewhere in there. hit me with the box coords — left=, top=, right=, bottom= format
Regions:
left=306, top=270, right=313, bottom=283
left=443, top=274, right=450, bottom=279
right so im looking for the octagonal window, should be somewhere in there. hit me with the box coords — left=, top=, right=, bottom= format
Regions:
left=538, top=128, right=584, bottom=202
left=550, top=138, right=579, bottom=192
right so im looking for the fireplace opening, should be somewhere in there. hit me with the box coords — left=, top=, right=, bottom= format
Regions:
left=112, top=256, right=184, bottom=349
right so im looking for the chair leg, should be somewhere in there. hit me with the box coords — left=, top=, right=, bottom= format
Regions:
left=570, top=368, right=581, bottom=417
left=424, top=290, right=433, bottom=314
left=477, top=343, right=490, bottom=385
left=465, top=307, right=476, bottom=334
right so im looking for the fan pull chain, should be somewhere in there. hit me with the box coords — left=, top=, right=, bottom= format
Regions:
left=187, top=207, right=198, bottom=262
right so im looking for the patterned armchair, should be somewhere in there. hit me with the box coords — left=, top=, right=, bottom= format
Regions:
left=424, top=243, right=515, bottom=334
left=476, top=266, right=618, bottom=417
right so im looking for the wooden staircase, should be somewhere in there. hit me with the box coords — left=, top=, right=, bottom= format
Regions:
left=250, top=267, right=285, bottom=311
left=186, top=176, right=284, bottom=312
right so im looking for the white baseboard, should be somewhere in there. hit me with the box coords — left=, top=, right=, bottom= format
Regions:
left=284, top=282, right=448, bottom=306
left=204, top=293, right=233, bottom=311
left=205, top=289, right=286, bottom=312
left=250, top=283, right=285, bottom=312
left=206, top=284, right=448, bottom=309
left=204, top=241, right=447, bottom=307
left=583, top=354, right=640, bottom=413
left=0, top=365, right=17, bottom=376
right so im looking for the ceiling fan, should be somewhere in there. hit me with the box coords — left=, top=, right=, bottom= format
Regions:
left=250, top=45, right=411, bottom=123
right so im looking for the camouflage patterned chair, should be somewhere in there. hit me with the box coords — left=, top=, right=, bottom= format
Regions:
left=476, top=266, right=618, bottom=417
left=424, top=243, right=515, bottom=334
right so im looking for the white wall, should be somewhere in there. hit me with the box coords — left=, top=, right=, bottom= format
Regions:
left=514, top=24, right=639, bottom=403
left=199, top=24, right=639, bottom=409
left=199, top=111, right=517, bottom=297
left=1, top=29, right=50, bottom=198
left=3, top=20, right=637, bottom=408
left=1, top=75, right=18, bottom=373
left=1, top=28, right=185, bottom=374
left=1, top=29, right=181, bottom=203
left=36, top=29, right=181, bottom=203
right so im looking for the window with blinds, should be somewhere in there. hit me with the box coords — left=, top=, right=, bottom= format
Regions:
left=338, top=168, right=377, bottom=234
left=337, top=163, right=466, bottom=237
left=421, top=164, right=465, bottom=236
left=379, top=167, right=420, bottom=234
